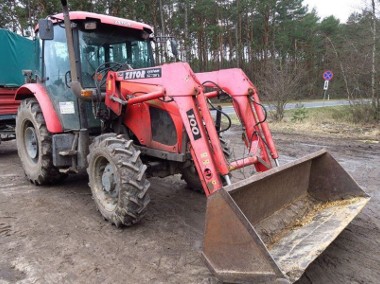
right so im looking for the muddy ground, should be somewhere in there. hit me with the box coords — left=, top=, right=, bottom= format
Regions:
left=0, top=130, right=379, bottom=284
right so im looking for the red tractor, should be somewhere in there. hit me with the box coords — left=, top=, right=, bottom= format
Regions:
left=13, top=1, right=369, bottom=283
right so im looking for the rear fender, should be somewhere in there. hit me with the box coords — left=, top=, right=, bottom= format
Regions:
left=15, top=84, right=63, bottom=133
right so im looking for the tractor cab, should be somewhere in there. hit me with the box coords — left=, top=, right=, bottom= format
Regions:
left=37, top=12, right=155, bottom=132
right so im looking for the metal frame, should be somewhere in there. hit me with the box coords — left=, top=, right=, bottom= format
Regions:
left=105, top=62, right=279, bottom=196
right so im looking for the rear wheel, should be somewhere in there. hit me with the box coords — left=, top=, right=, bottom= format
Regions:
left=16, top=98, right=66, bottom=185
left=182, top=137, right=232, bottom=192
left=87, top=134, right=150, bottom=227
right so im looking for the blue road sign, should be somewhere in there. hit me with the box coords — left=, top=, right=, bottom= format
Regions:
left=323, top=70, right=334, bottom=81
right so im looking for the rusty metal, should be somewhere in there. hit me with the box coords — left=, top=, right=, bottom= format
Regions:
left=203, top=149, right=370, bottom=283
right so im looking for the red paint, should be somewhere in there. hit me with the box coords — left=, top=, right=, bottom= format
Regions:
left=41, top=12, right=154, bottom=34
left=0, top=88, right=19, bottom=116
left=197, top=68, right=279, bottom=163
left=105, top=62, right=280, bottom=196
left=15, top=84, right=63, bottom=133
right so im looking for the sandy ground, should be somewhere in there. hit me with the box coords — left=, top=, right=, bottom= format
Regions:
left=0, top=130, right=379, bottom=284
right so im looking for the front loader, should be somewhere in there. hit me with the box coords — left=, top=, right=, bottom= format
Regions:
left=13, top=1, right=369, bottom=283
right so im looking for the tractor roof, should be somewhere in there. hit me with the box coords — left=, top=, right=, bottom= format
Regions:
left=50, top=11, right=154, bottom=34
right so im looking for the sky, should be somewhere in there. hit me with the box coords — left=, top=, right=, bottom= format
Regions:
left=303, top=0, right=365, bottom=22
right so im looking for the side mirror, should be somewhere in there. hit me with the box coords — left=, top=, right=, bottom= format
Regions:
left=38, top=19, right=54, bottom=40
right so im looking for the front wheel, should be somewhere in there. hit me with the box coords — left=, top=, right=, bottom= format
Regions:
left=87, top=134, right=150, bottom=227
left=181, top=137, right=232, bottom=192
left=16, top=98, right=66, bottom=185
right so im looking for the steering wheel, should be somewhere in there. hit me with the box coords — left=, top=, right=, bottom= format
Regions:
left=94, top=62, right=124, bottom=88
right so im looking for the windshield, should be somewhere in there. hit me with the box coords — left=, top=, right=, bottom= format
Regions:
left=79, top=25, right=154, bottom=88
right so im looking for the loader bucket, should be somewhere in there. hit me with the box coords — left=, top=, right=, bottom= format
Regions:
left=203, top=149, right=370, bottom=283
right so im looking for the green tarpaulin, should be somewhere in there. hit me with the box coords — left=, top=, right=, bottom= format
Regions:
left=0, top=29, right=39, bottom=87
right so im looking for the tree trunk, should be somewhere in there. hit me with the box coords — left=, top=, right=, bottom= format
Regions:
left=159, top=0, right=167, bottom=63
left=184, top=1, right=191, bottom=62
left=371, top=0, right=378, bottom=118
left=326, top=37, right=351, bottom=101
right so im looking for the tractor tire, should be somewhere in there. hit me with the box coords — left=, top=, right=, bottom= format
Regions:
left=181, top=164, right=203, bottom=192
left=16, top=98, right=67, bottom=185
left=182, top=137, right=232, bottom=193
left=87, top=134, right=150, bottom=227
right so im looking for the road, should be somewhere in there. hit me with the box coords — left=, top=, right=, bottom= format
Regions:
left=219, top=99, right=352, bottom=115
left=283, top=99, right=352, bottom=110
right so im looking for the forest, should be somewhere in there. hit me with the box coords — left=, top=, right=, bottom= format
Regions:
left=0, top=0, right=379, bottom=121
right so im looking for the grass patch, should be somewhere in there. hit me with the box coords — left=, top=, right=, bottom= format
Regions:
left=270, top=106, right=379, bottom=140
left=286, top=106, right=351, bottom=123
left=229, top=105, right=379, bottom=140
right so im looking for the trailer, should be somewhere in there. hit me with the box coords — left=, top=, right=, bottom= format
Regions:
left=0, top=29, right=38, bottom=142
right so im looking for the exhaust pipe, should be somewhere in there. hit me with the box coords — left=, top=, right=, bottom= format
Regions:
left=60, top=0, right=83, bottom=98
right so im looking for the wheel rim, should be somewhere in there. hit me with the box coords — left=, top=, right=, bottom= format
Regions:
left=102, top=164, right=118, bottom=198
left=24, top=126, right=38, bottom=161
left=94, top=156, right=119, bottom=212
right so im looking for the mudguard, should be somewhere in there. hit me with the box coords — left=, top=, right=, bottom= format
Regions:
left=15, top=84, right=63, bottom=133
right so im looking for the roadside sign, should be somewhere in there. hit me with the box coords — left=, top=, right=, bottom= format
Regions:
left=323, top=70, right=334, bottom=81
left=323, top=80, right=329, bottom=90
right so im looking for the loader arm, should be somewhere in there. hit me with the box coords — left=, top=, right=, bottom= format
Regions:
left=196, top=69, right=279, bottom=170
left=106, top=63, right=278, bottom=195
left=106, top=63, right=229, bottom=195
